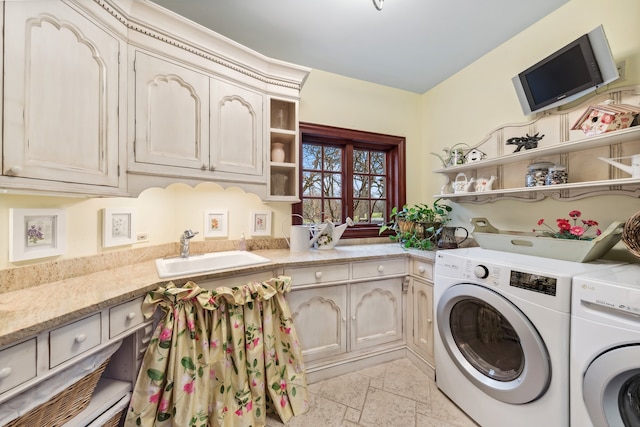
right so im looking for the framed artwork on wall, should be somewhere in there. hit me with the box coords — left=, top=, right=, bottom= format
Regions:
left=203, top=210, right=228, bottom=237
left=103, top=207, right=136, bottom=248
left=250, top=210, right=272, bottom=236
left=9, top=208, right=67, bottom=262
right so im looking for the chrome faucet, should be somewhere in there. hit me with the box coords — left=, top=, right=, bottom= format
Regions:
left=179, top=229, right=199, bottom=258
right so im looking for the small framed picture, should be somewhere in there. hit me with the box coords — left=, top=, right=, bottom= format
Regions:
left=203, top=210, right=228, bottom=237
left=250, top=210, right=272, bottom=236
left=103, top=208, right=136, bottom=248
left=9, top=208, right=67, bottom=262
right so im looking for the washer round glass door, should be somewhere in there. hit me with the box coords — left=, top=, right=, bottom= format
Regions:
left=437, top=283, right=551, bottom=404
left=583, top=345, right=640, bottom=427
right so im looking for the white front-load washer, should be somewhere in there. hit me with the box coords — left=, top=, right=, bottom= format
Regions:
left=570, top=263, right=640, bottom=427
left=434, top=247, right=620, bottom=427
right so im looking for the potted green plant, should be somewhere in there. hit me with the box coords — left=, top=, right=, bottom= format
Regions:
left=379, top=198, right=453, bottom=250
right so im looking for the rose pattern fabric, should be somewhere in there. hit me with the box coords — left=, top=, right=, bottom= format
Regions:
left=125, top=277, right=308, bottom=426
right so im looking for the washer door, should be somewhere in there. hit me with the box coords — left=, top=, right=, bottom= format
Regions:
left=437, top=283, right=550, bottom=404
left=583, top=345, right=640, bottom=427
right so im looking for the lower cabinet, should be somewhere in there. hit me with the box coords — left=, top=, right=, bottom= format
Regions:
left=0, top=297, right=154, bottom=427
left=406, top=259, right=435, bottom=377
left=408, top=278, right=434, bottom=363
left=285, top=284, right=348, bottom=362
left=284, top=258, right=407, bottom=380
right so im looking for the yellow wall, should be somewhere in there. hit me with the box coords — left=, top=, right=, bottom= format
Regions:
left=421, top=0, right=640, bottom=260
left=1, top=0, right=638, bottom=270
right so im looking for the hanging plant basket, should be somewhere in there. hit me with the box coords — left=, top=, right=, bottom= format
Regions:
left=470, top=217, right=625, bottom=262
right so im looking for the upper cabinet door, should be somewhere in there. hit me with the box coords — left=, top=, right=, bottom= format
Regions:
left=3, top=1, right=121, bottom=188
left=210, top=79, right=264, bottom=178
left=134, top=51, right=210, bottom=171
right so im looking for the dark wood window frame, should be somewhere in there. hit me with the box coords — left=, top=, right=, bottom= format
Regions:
left=294, top=122, right=406, bottom=239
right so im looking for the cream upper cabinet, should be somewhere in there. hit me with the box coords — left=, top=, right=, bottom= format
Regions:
left=131, top=51, right=264, bottom=184
left=0, top=0, right=309, bottom=198
left=3, top=0, right=125, bottom=195
left=210, top=79, right=264, bottom=178
left=133, top=51, right=210, bottom=172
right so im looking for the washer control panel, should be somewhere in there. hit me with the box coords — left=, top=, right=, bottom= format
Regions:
left=509, top=270, right=557, bottom=296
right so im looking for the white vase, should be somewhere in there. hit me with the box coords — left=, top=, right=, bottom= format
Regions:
left=271, top=143, right=286, bottom=163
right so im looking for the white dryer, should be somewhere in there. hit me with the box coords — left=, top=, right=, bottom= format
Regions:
left=434, top=247, right=620, bottom=427
left=570, top=263, right=640, bottom=427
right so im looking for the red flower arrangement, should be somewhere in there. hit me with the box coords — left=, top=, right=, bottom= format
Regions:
left=533, top=210, right=602, bottom=241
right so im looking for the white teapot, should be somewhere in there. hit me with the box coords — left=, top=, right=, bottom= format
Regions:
left=475, top=176, right=497, bottom=192
left=452, top=173, right=475, bottom=193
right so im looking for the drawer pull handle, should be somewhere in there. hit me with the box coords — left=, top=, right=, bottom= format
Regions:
left=352, top=316, right=356, bottom=321
left=74, top=334, right=87, bottom=343
left=377, top=265, right=384, bottom=273
left=0, top=367, right=12, bottom=379
left=418, top=266, right=425, bottom=274
left=315, top=271, right=323, bottom=280
left=427, top=318, right=432, bottom=324
left=126, top=312, right=137, bottom=320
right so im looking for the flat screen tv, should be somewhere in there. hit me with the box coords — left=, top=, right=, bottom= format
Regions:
left=512, top=25, right=619, bottom=115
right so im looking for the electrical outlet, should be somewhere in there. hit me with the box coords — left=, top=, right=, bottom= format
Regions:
left=616, top=61, right=626, bottom=82
left=136, top=232, right=149, bottom=243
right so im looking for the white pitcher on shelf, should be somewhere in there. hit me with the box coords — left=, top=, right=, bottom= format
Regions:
left=475, top=176, right=497, bottom=192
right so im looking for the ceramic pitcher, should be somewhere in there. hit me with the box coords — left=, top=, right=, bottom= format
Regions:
left=437, top=226, right=469, bottom=249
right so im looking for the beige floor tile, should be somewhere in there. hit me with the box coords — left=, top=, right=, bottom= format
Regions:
left=359, top=387, right=417, bottom=426
left=383, top=363, right=432, bottom=403
left=317, top=371, right=371, bottom=409
left=269, top=358, right=477, bottom=427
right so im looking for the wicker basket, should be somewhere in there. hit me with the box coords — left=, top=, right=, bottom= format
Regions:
left=5, top=359, right=110, bottom=427
left=101, top=408, right=126, bottom=427
left=622, top=210, right=640, bottom=259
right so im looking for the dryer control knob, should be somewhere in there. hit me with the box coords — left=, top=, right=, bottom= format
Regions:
left=474, top=265, right=489, bottom=279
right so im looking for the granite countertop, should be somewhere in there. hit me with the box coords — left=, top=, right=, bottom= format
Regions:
left=0, top=244, right=436, bottom=347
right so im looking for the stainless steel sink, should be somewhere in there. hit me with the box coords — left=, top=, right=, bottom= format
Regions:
left=155, top=251, right=271, bottom=278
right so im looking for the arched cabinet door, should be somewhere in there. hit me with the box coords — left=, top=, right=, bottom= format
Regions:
left=286, top=285, right=348, bottom=362
left=133, top=51, right=210, bottom=172
left=4, top=1, right=123, bottom=191
left=210, top=79, right=264, bottom=179
left=350, top=278, right=403, bottom=351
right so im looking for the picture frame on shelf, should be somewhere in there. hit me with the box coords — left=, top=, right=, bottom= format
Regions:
left=9, top=208, right=67, bottom=262
left=250, top=210, right=272, bottom=236
left=203, top=210, right=228, bottom=237
left=103, top=207, right=136, bottom=248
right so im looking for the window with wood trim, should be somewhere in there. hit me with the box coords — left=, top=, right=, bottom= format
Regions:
left=294, top=123, right=406, bottom=239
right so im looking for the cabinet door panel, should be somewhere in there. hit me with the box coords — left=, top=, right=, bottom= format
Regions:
left=350, top=278, right=403, bottom=351
left=211, top=79, right=264, bottom=177
left=4, top=1, right=120, bottom=187
left=286, top=286, right=347, bottom=362
left=134, top=51, right=210, bottom=170
left=411, top=279, right=434, bottom=361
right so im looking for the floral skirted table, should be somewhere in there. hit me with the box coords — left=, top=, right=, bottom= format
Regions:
left=125, top=277, right=309, bottom=427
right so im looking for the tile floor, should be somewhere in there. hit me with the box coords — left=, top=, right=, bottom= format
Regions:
left=265, top=358, right=479, bottom=427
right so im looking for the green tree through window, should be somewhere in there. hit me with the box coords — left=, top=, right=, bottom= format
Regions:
left=295, top=123, right=406, bottom=239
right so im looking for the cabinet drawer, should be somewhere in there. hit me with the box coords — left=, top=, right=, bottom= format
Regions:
left=352, top=258, right=406, bottom=279
left=110, top=297, right=145, bottom=338
left=284, top=264, right=350, bottom=286
left=412, top=261, right=433, bottom=281
left=50, top=313, right=102, bottom=368
left=0, top=339, right=36, bottom=395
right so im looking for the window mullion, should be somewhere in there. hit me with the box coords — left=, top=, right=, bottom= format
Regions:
left=344, top=144, right=354, bottom=221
